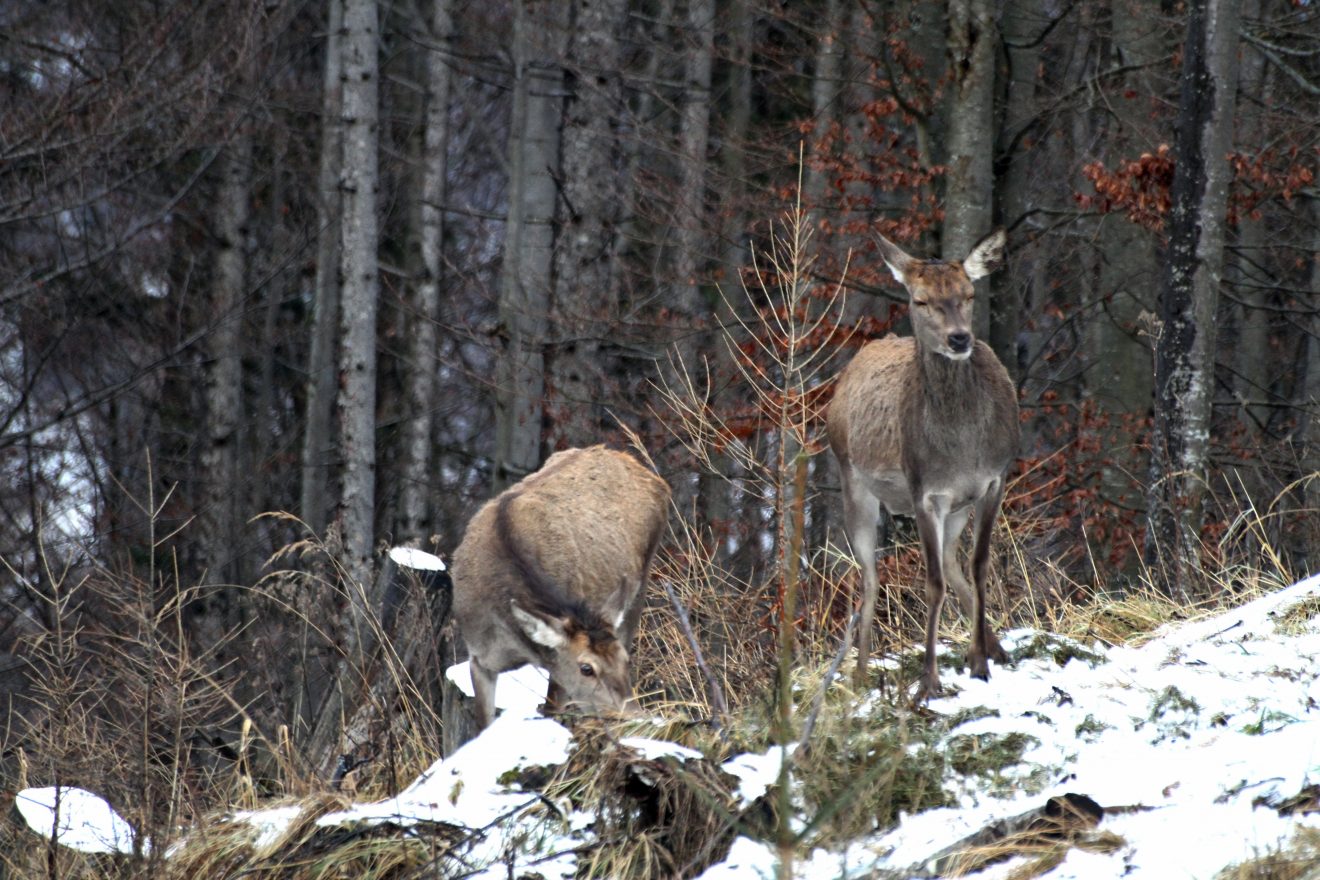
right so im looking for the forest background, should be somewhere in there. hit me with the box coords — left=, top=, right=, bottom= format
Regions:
left=1, top=0, right=1318, bottom=851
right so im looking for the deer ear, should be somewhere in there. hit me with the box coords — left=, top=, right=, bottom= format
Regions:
left=873, top=232, right=916, bottom=284
left=511, top=603, right=568, bottom=649
left=963, top=229, right=1007, bottom=281
left=599, top=585, right=629, bottom=634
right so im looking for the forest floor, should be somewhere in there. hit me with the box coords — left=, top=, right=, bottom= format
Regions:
left=16, top=573, right=1320, bottom=879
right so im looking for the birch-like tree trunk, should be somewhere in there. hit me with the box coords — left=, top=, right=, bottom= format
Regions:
left=942, top=0, right=998, bottom=340
left=334, top=0, right=381, bottom=598
left=307, top=0, right=381, bottom=770
left=301, top=0, right=344, bottom=536
left=397, top=0, right=453, bottom=545
left=494, top=0, right=565, bottom=487
left=201, top=135, right=253, bottom=631
left=1146, top=0, right=1241, bottom=592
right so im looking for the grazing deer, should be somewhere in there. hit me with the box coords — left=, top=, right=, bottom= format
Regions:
left=827, top=229, right=1018, bottom=701
left=452, top=445, right=671, bottom=729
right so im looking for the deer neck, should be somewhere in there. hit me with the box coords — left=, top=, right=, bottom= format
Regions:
left=915, top=341, right=980, bottom=406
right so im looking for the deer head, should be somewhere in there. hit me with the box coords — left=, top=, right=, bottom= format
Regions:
left=874, top=229, right=1007, bottom=361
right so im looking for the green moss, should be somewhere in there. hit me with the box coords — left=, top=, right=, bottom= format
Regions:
left=793, top=699, right=953, bottom=846
left=947, top=706, right=1001, bottom=728
left=1010, top=632, right=1106, bottom=668
left=1142, top=685, right=1201, bottom=743
left=946, top=731, right=1038, bottom=781
left=1074, top=714, right=1110, bottom=742
left=1149, top=685, right=1200, bottom=720
left=1240, top=709, right=1298, bottom=736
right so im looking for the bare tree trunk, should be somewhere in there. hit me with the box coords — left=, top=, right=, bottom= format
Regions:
left=675, top=0, right=714, bottom=312
left=942, top=0, right=997, bottom=340
left=715, top=0, right=753, bottom=578
left=1146, top=0, right=1241, bottom=592
left=803, top=0, right=841, bottom=220
left=1230, top=0, right=1273, bottom=441
left=398, top=0, right=453, bottom=545
left=201, top=136, right=253, bottom=634
left=546, top=0, right=627, bottom=450
left=494, top=0, right=565, bottom=488
left=1297, top=194, right=1320, bottom=569
left=254, top=126, right=290, bottom=521
left=301, top=0, right=344, bottom=537
left=674, top=0, right=717, bottom=533
left=991, top=0, right=1041, bottom=379
left=1087, top=1, right=1163, bottom=527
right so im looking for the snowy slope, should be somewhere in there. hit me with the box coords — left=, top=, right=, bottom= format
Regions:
left=708, top=572, right=1320, bottom=878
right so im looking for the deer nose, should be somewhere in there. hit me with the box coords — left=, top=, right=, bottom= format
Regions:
left=948, top=331, right=972, bottom=353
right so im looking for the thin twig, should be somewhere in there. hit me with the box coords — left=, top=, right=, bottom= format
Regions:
left=662, top=578, right=729, bottom=730
left=795, top=609, right=858, bottom=757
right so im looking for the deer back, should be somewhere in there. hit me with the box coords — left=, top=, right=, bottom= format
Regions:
left=452, top=446, right=671, bottom=700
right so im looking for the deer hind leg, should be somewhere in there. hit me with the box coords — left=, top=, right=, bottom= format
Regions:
left=968, top=481, right=1009, bottom=675
left=470, top=656, right=499, bottom=729
left=841, top=471, right=882, bottom=686
left=940, top=507, right=974, bottom=613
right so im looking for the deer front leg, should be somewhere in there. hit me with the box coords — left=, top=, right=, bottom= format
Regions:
left=914, top=500, right=950, bottom=703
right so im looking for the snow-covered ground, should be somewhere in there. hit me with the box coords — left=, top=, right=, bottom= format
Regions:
left=19, top=573, right=1320, bottom=878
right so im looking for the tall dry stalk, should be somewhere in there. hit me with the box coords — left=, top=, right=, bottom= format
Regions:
left=654, top=181, right=850, bottom=877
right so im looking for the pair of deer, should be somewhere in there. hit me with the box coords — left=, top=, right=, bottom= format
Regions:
left=453, top=229, right=1017, bottom=729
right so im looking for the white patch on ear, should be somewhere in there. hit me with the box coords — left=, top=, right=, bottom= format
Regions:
left=612, top=608, right=626, bottom=632
left=511, top=605, right=567, bottom=649
left=873, top=233, right=914, bottom=285
left=963, top=229, right=1007, bottom=281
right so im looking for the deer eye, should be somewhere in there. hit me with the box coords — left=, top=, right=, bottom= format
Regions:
left=579, top=663, right=596, bottom=678
left=912, top=300, right=928, bottom=308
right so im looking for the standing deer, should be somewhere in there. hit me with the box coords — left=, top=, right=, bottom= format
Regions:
left=827, top=229, right=1018, bottom=701
left=452, top=445, right=671, bottom=729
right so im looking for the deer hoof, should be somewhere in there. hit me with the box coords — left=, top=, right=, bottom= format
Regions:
left=913, top=677, right=943, bottom=705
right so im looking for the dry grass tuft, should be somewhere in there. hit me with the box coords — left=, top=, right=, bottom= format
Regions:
left=163, top=792, right=472, bottom=880
left=544, top=721, right=753, bottom=878
left=1217, top=827, right=1320, bottom=879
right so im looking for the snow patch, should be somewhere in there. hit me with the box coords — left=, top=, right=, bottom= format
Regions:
left=387, top=546, right=446, bottom=571
left=15, top=787, right=142, bottom=855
